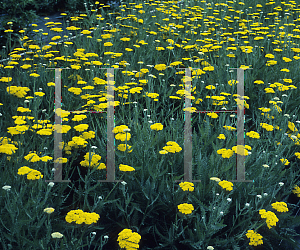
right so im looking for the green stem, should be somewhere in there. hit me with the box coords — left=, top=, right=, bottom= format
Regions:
left=103, top=173, right=125, bottom=202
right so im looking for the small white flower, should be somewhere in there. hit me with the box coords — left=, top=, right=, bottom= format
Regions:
left=148, top=121, right=153, bottom=123
left=91, top=232, right=96, bottom=236
left=282, top=94, right=288, bottom=97
left=44, top=147, right=48, bottom=150
left=91, top=146, right=97, bottom=149
left=257, top=195, right=262, bottom=198
left=98, top=196, right=103, bottom=200
left=279, top=182, right=284, bottom=186
left=51, top=232, right=64, bottom=238
left=227, top=198, right=232, bottom=202
left=216, top=193, right=219, bottom=196
left=245, top=203, right=250, bottom=207
left=207, top=246, right=214, bottom=250
left=39, top=88, right=43, bottom=91
left=262, top=164, right=269, bottom=168
left=0, top=113, right=2, bottom=116
left=2, top=185, right=11, bottom=191
left=143, top=109, right=148, bottom=112
left=52, top=168, right=56, bottom=172
left=263, top=193, right=268, bottom=196
left=104, top=235, right=109, bottom=239
left=48, top=182, right=55, bottom=187
left=24, top=100, right=30, bottom=103
left=121, top=181, right=127, bottom=185
left=220, top=211, right=224, bottom=215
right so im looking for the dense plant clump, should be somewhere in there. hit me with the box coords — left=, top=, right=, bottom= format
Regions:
left=1, top=0, right=300, bottom=249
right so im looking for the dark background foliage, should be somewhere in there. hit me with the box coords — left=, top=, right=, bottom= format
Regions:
left=0, top=0, right=119, bottom=59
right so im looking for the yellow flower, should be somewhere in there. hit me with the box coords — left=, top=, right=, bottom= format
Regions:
left=217, top=134, right=226, bottom=140
left=178, top=203, right=194, bottom=215
left=292, top=185, right=300, bottom=197
left=73, top=124, right=89, bottom=132
left=218, top=180, right=233, bottom=191
left=24, top=152, right=41, bottom=162
left=34, top=92, right=45, bottom=96
left=271, top=202, right=288, bottom=213
left=246, top=230, right=263, bottom=246
left=280, top=158, right=290, bottom=165
left=259, top=209, right=279, bottom=229
left=119, top=164, right=135, bottom=172
left=207, top=112, right=218, bottom=118
left=30, top=73, right=40, bottom=77
left=17, top=166, right=33, bottom=175
left=0, top=144, right=18, bottom=155
left=117, top=229, right=141, bottom=250
left=72, top=115, right=87, bottom=121
left=246, top=131, right=260, bottom=139
left=205, top=85, right=216, bottom=90
left=150, top=123, right=163, bottom=131
left=27, top=169, right=43, bottom=180
left=179, top=182, right=194, bottom=191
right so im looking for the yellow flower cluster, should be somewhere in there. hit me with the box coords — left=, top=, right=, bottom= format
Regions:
left=68, top=87, right=82, bottom=95
left=0, top=143, right=18, bottom=155
left=119, top=164, right=135, bottom=172
left=150, top=123, right=164, bottom=131
left=217, top=134, right=226, bottom=140
left=271, top=202, right=289, bottom=213
left=246, top=230, right=263, bottom=246
left=17, top=166, right=43, bottom=180
left=293, top=185, right=300, bottom=197
left=178, top=203, right=194, bottom=215
left=217, top=148, right=234, bottom=158
left=23, top=152, right=52, bottom=163
left=223, top=125, right=236, bottom=131
left=73, top=124, right=89, bottom=132
left=259, top=209, right=279, bottom=229
left=280, top=158, right=290, bottom=165
left=207, top=112, right=218, bottom=118
left=113, top=125, right=132, bottom=141
left=260, top=123, right=274, bottom=131
left=6, top=86, right=30, bottom=98
left=160, top=141, right=182, bottom=154
left=117, top=229, right=141, bottom=250
left=0, top=77, right=12, bottom=82
left=65, top=209, right=100, bottom=225
left=80, top=152, right=106, bottom=170
left=179, top=182, right=194, bottom=191
left=246, top=131, right=260, bottom=139
left=117, top=143, right=133, bottom=153
left=232, top=145, right=251, bottom=156
left=218, top=180, right=233, bottom=191
left=288, top=121, right=298, bottom=132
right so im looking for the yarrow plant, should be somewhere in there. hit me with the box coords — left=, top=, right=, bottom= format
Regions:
left=1, top=0, right=300, bottom=249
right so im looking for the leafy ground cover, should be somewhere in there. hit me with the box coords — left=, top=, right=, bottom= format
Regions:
left=1, top=0, right=300, bottom=249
